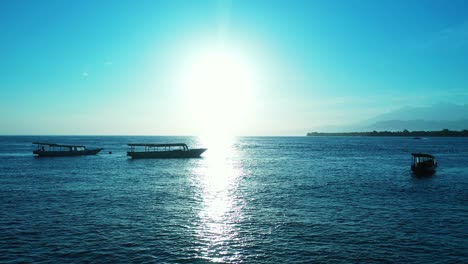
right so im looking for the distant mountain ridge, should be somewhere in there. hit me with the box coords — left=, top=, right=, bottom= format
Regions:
left=315, top=103, right=468, bottom=132
left=365, top=103, right=468, bottom=123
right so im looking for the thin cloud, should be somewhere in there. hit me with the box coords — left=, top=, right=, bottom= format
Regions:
left=417, top=20, right=468, bottom=49
left=105, top=61, right=113, bottom=66
left=438, top=21, right=468, bottom=46
left=82, top=71, right=89, bottom=77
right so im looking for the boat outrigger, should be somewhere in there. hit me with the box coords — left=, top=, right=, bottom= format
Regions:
left=127, top=143, right=207, bottom=159
left=411, top=153, right=437, bottom=175
left=33, top=142, right=103, bottom=157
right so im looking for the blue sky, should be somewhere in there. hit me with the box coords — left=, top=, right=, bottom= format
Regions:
left=1, top=0, right=467, bottom=135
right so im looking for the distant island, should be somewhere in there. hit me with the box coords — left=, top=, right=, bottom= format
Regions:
left=307, top=129, right=468, bottom=137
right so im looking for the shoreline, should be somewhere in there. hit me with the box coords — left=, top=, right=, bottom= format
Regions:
left=307, top=129, right=468, bottom=137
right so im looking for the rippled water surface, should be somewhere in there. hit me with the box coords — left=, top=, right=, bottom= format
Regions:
left=1, top=136, right=467, bottom=263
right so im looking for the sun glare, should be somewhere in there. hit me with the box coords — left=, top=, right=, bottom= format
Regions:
left=181, top=46, right=256, bottom=136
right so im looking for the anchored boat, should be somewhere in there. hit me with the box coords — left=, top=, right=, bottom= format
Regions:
left=127, top=143, right=207, bottom=159
left=33, top=142, right=103, bottom=157
left=411, top=153, right=437, bottom=175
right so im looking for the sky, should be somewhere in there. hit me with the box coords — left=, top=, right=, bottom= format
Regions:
left=1, top=0, right=468, bottom=136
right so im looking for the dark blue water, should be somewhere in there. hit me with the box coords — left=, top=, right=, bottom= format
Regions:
left=1, top=136, right=467, bottom=263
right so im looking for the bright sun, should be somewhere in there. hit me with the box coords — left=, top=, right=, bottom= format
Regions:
left=181, top=46, right=256, bottom=136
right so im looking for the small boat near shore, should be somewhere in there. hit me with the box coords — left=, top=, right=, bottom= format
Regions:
left=33, top=142, right=103, bottom=157
left=127, top=143, right=207, bottom=159
left=411, top=153, right=437, bottom=175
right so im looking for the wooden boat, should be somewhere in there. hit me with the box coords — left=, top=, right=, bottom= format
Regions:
left=127, top=143, right=207, bottom=159
left=33, top=142, right=103, bottom=157
left=411, top=153, right=437, bottom=175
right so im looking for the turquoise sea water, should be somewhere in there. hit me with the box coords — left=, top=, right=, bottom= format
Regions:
left=1, top=136, right=467, bottom=263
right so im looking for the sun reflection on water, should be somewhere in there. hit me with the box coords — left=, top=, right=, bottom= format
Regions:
left=191, top=135, right=245, bottom=262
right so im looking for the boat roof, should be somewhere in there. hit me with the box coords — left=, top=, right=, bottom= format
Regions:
left=411, top=153, right=435, bottom=158
left=127, top=143, right=188, bottom=147
left=33, top=142, right=86, bottom=148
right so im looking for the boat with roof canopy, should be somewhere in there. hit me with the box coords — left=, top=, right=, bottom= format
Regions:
left=127, top=143, right=207, bottom=159
left=411, top=153, right=437, bottom=175
left=32, top=142, right=103, bottom=157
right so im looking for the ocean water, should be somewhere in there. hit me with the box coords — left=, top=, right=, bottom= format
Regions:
left=0, top=136, right=467, bottom=263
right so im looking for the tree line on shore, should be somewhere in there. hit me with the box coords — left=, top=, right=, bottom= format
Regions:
left=306, top=129, right=468, bottom=137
